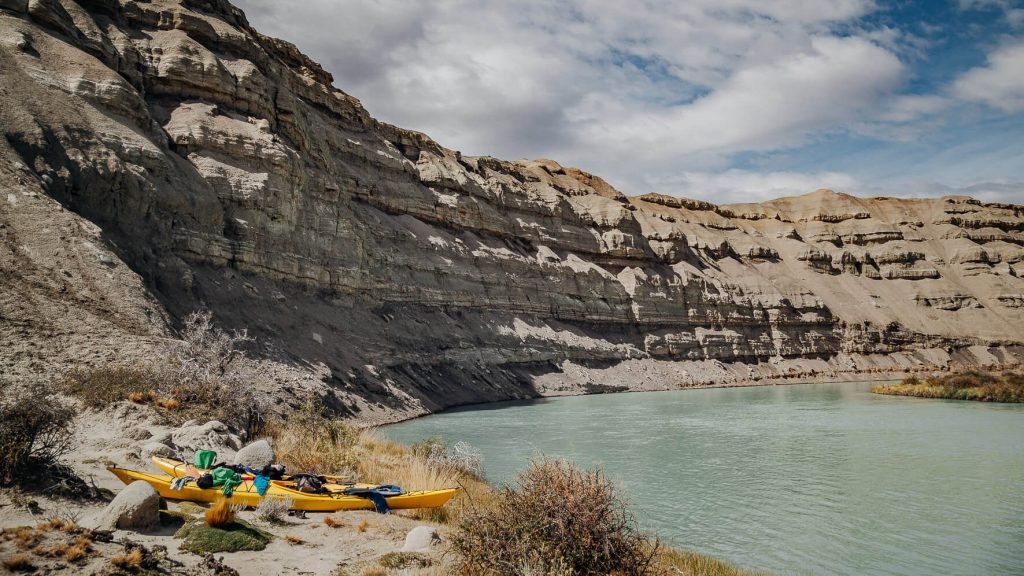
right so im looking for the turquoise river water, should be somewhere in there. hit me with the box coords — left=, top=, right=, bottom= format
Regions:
left=384, top=381, right=1024, bottom=575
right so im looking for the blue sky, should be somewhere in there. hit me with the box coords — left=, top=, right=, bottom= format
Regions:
left=235, top=0, right=1024, bottom=203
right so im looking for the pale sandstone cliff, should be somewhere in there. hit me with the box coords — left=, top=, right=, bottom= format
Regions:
left=1, top=0, right=1023, bottom=422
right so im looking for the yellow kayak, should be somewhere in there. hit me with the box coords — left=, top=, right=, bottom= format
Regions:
left=108, top=467, right=458, bottom=512
left=149, top=456, right=375, bottom=491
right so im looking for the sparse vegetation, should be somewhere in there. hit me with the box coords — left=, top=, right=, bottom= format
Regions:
left=0, top=520, right=101, bottom=570
left=267, top=401, right=360, bottom=475
left=872, top=371, right=1024, bottom=402
left=653, top=548, right=767, bottom=576
left=451, top=458, right=657, bottom=576
left=378, top=551, right=432, bottom=569
left=0, top=384, right=76, bottom=485
left=61, top=310, right=266, bottom=435
left=1, top=554, right=35, bottom=572
left=63, top=365, right=166, bottom=409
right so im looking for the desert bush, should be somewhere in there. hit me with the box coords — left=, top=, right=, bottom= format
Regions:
left=172, top=310, right=266, bottom=436
left=413, top=436, right=484, bottom=479
left=0, top=387, right=75, bottom=485
left=174, top=311, right=252, bottom=381
left=451, top=458, right=656, bottom=576
left=254, top=497, right=292, bottom=524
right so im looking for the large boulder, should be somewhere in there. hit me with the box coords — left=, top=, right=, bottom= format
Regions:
left=140, top=441, right=176, bottom=460
left=401, top=526, right=440, bottom=552
left=86, top=481, right=160, bottom=532
left=232, top=439, right=274, bottom=469
left=170, top=420, right=242, bottom=456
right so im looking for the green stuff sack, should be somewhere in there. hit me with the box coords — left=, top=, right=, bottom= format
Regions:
left=194, top=450, right=217, bottom=470
left=210, top=466, right=242, bottom=497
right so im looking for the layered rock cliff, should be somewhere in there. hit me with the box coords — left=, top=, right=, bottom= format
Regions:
left=2, top=0, right=1023, bottom=421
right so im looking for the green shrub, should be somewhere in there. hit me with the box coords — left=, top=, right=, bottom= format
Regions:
left=451, top=458, right=656, bottom=576
left=175, top=518, right=271, bottom=554
left=0, top=387, right=75, bottom=485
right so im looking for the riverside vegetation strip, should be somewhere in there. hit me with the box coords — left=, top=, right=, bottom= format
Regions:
left=871, top=370, right=1024, bottom=402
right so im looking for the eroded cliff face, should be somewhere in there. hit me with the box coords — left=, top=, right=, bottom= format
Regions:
left=2, top=0, right=1023, bottom=421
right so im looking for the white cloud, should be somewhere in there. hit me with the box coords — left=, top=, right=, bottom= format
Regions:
left=234, top=0, right=893, bottom=174
left=231, top=0, right=1021, bottom=202
left=953, top=42, right=1024, bottom=113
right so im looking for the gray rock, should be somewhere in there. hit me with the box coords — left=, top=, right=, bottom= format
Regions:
left=170, top=420, right=241, bottom=456
left=401, top=526, right=440, bottom=552
left=140, top=441, right=175, bottom=460
left=233, top=439, right=275, bottom=469
left=86, top=481, right=160, bottom=532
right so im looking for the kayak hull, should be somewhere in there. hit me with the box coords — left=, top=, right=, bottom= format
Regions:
left=108, top=467, right=457, bottom=512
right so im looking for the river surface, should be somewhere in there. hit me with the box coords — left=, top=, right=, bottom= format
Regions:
left=384, top=381, right=1024, bottom=575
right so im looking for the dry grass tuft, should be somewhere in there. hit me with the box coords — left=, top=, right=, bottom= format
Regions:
left=655, top=547, right=768, bottom=576
left=204, top=499, right=236, bottom=528
left=378, top=551, right=432, bottom=569
left=62, top=535, right=91, bottom=562
left=13, top=527, right=41, bottom=550
left=40, top=518, right=76, bottom=533
left=323, top=515, right=343, bottom=528
left=355, top=519, right=369, bottom=533
left=358, top=568, right=386, bottom=576
left=1, top=554, right=35, bottom=572
left=110, top=548, right=143, bottom=568
left=267, top=402, right=359, bottom=475
left=285, top=535, right=305, bottom=545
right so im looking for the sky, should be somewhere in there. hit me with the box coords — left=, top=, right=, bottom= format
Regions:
left=233, top=0, right=1024, bottom=204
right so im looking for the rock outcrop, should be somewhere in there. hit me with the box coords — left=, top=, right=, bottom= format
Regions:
left=1, top=0, right=1023, bottom=422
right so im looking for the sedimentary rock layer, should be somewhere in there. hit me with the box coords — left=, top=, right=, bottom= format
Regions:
left=1, top=0, right=1022, bottom=420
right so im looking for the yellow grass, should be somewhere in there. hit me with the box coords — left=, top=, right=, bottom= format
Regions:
left=324, top=516, right=344, bottom=528
left=1, top=554, right=35, bottom=572
left=110, top=548, right=143, bottom=568
left=655, top=548, right=768, bottom=576
left=204, top=499, right=236, bottom=528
